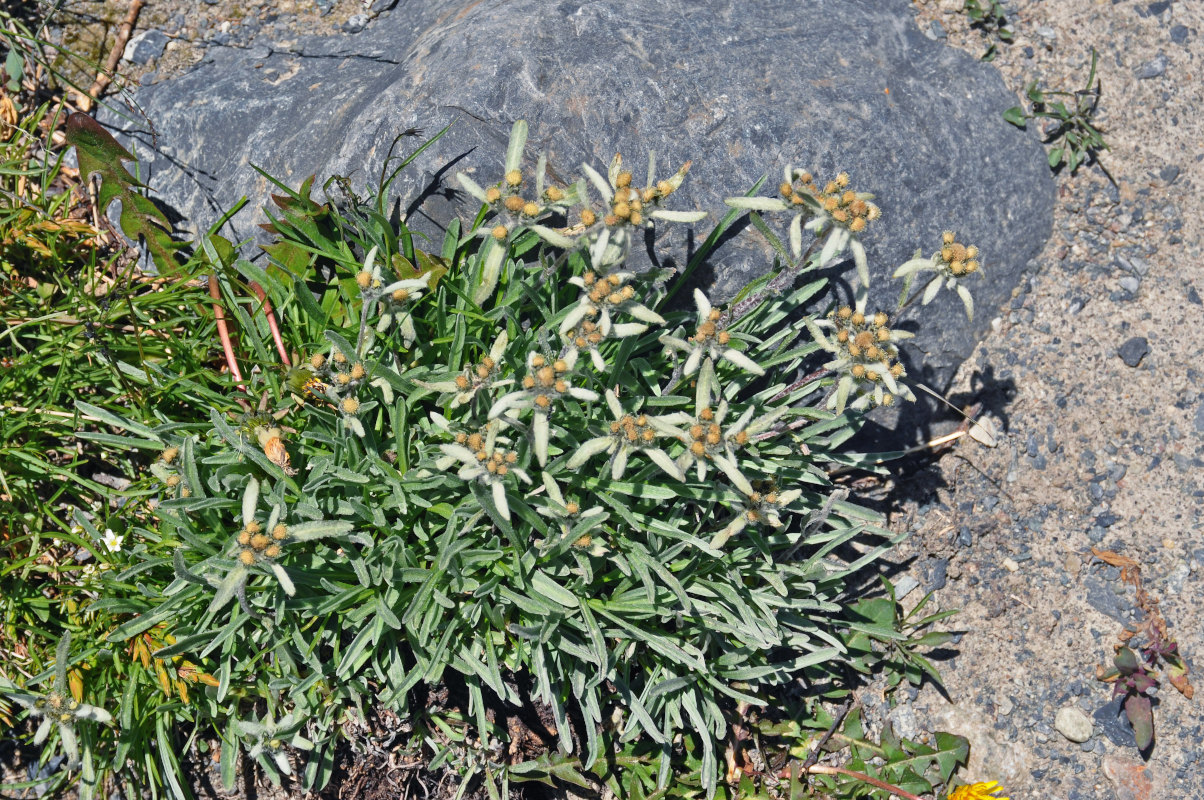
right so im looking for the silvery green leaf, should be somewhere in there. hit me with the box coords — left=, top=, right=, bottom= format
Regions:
left=722, top=348, right=765, bottom=376
left=646, top=448, right=685, bottom=482
left=346, top=416, right=366, bottom=437
left=489, top=331, right=508, bottom=361
left=567, top=437, right=613, bottom=468
left=892, top=256, right=932, bottom=278
left=535, top=152, right=547, bottom=195
left=831, top=375, right=852, bottom=414
left=645, top=151, right=657, bottom=186
left=241, top=477, right=259, bottom=527
left=270, top=563, right=295, bottom=597
left=530, top=224, right=577, bottom=249
left=957, top=283, right=975, bottom=320
left=74, top=704, right=112, bottom=724
left=455, top=172, right=489, bottom=204
left=693, top=288, right=712, bottom=319
left=589, top=348, right=607, bottom=372
left=696, top=358, right=716, bottom=409
left=560, top=303, right=592, bottom=335
left=588, top=226, right=611, bottom=267
left=850, top=239, right=869, bottom=289
left=370, top=377, right=394, bottom=404
left=611, top=446, right=629, bottom=480
left=649, top=209, right=707, bottom=223
left=568, top=387, right=599, bottom=403
left=273, top=749, right=292, bottom=775
left=207, top=566, right=248, bottom=614
left=683, top=348, right=703, bottom=376
left=607, top=152, right=622, bottom=188
left=504, top=120, right=528, bottom=173
left=611, top=322, right=648, bottom=338
left=625, top=303, right=665, bottom=324
left=709, top=514, right=748, bottom=549
left=581, top=163, right=613, bottom=203
left=922, top=277, right=942, bottom=305
left=881, top=369, right=900, bottom=395
left=605, top=389, right=623, bottom=418
left=59, top=724, right=79, bottom=766
left=33, top=717, right=52, bottom=745
left=290, top=733, right=314, bottom=751
left=473, top=238, right=506, bottom=306
left=534, top=413, right=550, bottom=467
left=542, top=471, right=565, bottom=505
left=790, top=213, right=804, bottom=259
left=289, top=520, right=354, bottom=542
left=724, top=196, right=790, bottom=212
left=491, top=481, right=511, bottom=522
left=712, top=454, right=754, bottom=495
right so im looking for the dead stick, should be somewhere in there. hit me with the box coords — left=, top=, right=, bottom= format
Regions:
left=77, top=0, right=144, bottom=111
left=783, top=763, right=929, bottom=800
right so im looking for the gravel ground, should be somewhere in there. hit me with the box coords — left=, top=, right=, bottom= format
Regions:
left=33, top=1, right=1204, bottom=799
left=877, top=2, right=1203, bottom=799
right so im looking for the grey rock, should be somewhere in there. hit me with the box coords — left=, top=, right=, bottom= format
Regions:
left=1118, top=336, right=1149, bottom=367
left=368, top=0, right=399, bottom=12
left=1135, top=53, right=1168, bottom=79
left=1118, top=275, right=1140, bottom=294
left=1084, top=574, right=1130, bottom=624
left=1195, top=403, right=1204, bottom=433
left=1170, top=24, right=1190, bottom=45
left=1054, top=706, right=1094, bottom=743
left=1189, top=286, right=1203, bottom=305
left=343, top=13, right=370, bottom=33
left=101, top=0, right=1054, bottom=442
left=1094, top=697, right=1137, bottom=748
left=926, top=20, right=946, bottom=40
left=893, top=575, right=920, bottom=600
left=1160, top=165, right=1181, bottom=184
left=122, top=30, right=170, bottom=65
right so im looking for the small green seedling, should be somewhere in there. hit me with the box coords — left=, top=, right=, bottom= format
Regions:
left=1004, top=49, right=1109, bottom=173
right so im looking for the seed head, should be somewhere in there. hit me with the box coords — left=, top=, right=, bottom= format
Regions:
left=485, top=186, right=501, bottom=204
left=166, top=474, right=182, bottom=487
left=333, top=352, right=347, bottom=364
left=161, top=447, right=179, bottom=463
left=580, top=209, right=597, bottom=226
left=251, top=533, right=270, bottom=550
left=310, top=354, right=326, bottom=370
left=340, top=397, right=360, bottom=414
left=356, top=271, right=372, bottom=289
left=491, top=225, right=509, bottom=240
left=504, top=195, right=525, bottom=213
left=629, top=210, right=642, bottom=225
left=616, top=171, right=633, bottom=188
left=238, top=530, right=252, bottom=546
left=350, top=363, right=366, bottom=380
left=545, top=186, right=564, bottom=202
left=504, top=169, right=522, bottom=187
left=239, top=549, right=255, bottom=565
left=272, top=524, right=289, bottom=540
left=392, top=288, right=410, bottom=302
left=851, top=311, right=865, bottom=326
left=265, top=545, right=281, bottom=558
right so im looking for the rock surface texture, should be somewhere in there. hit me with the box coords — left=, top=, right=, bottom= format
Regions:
left=103, top=0, right=1053, bottom=441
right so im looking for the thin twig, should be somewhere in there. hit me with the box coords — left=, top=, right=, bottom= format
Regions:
left=77, top=0, right=144, bottom=112
left=782, top=762, right=929, bottom=800
left=802, top=699, right=852, bottom=770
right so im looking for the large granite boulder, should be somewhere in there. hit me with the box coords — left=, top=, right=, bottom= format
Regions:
left=103, top=0, right=1054, bottom=443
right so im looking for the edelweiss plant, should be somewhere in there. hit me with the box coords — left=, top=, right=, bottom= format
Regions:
left=72, top=119, right=986, bottom=798
left=894, top=230, right=983, bottom=320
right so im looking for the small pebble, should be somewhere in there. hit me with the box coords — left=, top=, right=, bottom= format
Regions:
left=1170, top=24, right=1190, bottom=45
left=1135, top=53, right=1168, bottom=79
left=1002, top=557, right=1020, bottom=573
left=1055, top=706, right=1094, bottom=743
left=1117, top=337, right=1149, bottom=367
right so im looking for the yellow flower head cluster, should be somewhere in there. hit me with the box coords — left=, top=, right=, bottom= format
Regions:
left=948, top=781, right=1010, bottom=800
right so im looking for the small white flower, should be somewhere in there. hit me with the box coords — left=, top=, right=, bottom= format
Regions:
left=101, top=529, right=123, bottom=553
left=659, top=289, right=765, bottom=378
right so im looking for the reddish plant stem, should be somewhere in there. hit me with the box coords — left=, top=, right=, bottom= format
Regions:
left=208, top=273, right=246, bottom=391
left=780, top=763, right=928, bottom=800
left=248, top=281, right=291, bottom=367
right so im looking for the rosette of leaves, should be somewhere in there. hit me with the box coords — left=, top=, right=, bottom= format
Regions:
left=83, top=121, right=926, bottom=797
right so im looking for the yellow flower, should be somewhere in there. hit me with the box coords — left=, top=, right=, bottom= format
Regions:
left=948, top=781, right=1009, bottom=800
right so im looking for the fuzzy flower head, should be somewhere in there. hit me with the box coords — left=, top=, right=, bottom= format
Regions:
left=576, top=152, right=707, bottom=270
left=948, top=781, right=1010, bottom=800
left=567, top=389, right=684, bottom=481
left=236, top=521, right=289, bottom=566
left=812, top=302, right=915, bottom=413
left=659, top=289, right=766, bottom=378
left=436, top=421, right=532, bottom=521
left=559, top=270, right=666, bottom=360
left=893, top=230, right=983, bottom=320
left=709, top=480, right=804, bottom=549
left=420, top=331, right=513, bottom=409
left=489, top=350, right=600, bottom=466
